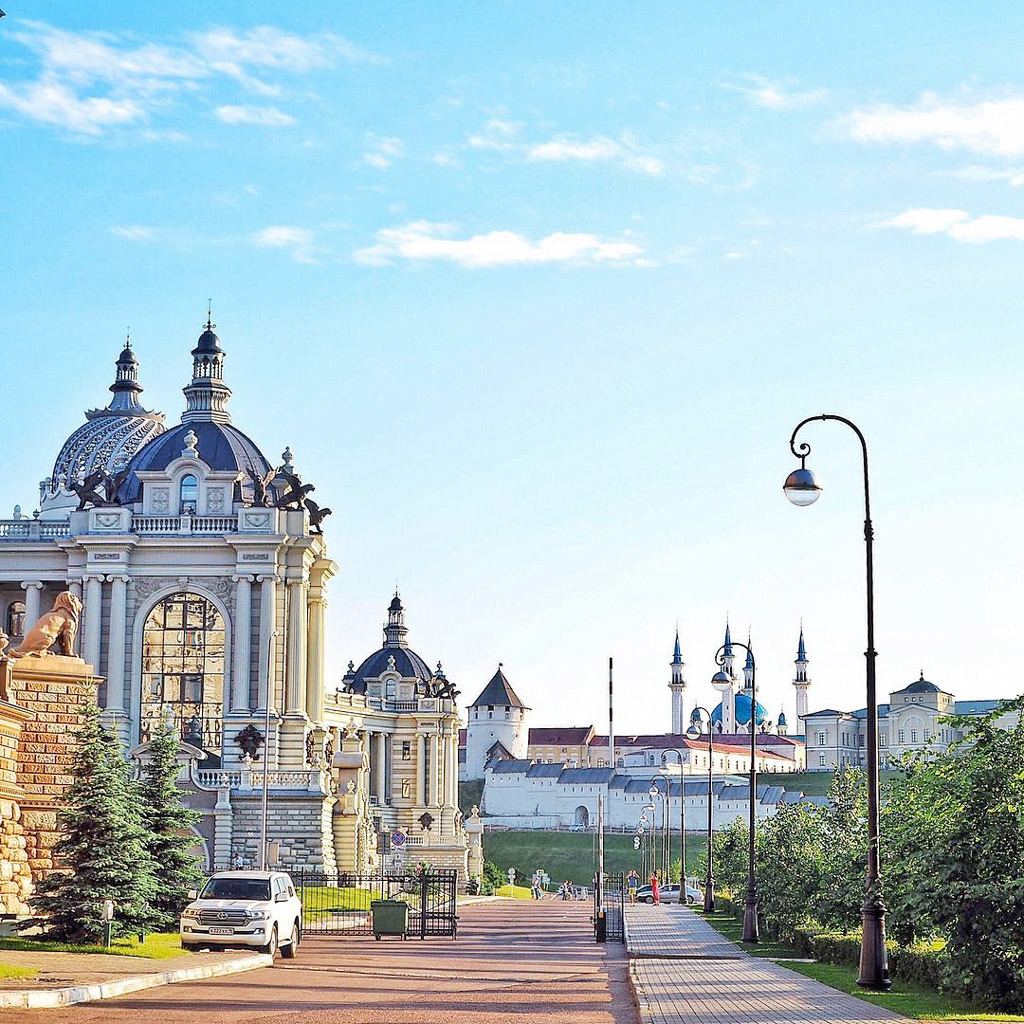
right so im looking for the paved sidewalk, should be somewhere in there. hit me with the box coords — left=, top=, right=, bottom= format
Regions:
left=624, top=905, right=909, bottom=1024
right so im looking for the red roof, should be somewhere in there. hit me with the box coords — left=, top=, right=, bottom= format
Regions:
left=528, top=726, right=594, bottom=745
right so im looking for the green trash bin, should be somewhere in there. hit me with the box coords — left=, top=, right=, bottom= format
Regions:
left=371, top=899, right=409, bottom=940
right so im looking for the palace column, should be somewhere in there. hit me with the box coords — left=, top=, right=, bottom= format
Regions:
left=231, top=574, right=252, bottom=713
left=417, top=733, right=427, bottom=805
left=105, top=574, right=129, bottom=714
left=374, top=733, right=386, bottom=803
left=285, top=580, right=307, bottom=715
left=21, top=581, right=43, bottom=630
left=305, top=573, right=327, bottom=723
left=83, top=575, right=103, bottom=671
left=257, top=574, right=278, bottom=710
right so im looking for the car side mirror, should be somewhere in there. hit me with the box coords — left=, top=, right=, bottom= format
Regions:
left=187, top=890, right=198, bottom=900
left=274, top=892, right=289, bottom=902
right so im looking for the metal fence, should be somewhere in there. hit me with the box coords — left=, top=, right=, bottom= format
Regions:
left=291, top=869, right=459, bottom=939
left=593, top=871, right=625, bottom=943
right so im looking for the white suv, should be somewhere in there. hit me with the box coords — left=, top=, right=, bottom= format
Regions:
left=180, top=870, right=302, bottom=958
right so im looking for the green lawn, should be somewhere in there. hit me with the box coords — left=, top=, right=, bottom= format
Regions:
left=758, top=769, right=904, bottom=797
left=0, top=932, right=184, bottom=959
left=0, top=963, right=39, bottom=980
left=481, top=829, right=709, bottom=887
left=493, top=884, right=533, bottom=900
left=700, top=910, right=1024, bottom=1022
left=459, top=779, right=484, bottom=817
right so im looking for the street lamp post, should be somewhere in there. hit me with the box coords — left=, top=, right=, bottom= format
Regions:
left=661, top=748, right=688, bottom=903
left=648, top=783, right=667, bottom=887
left=687, top=707, right=715, bottom=912
left=784, top=413, right=890, bottom=990
left=710, top=641, right=760, bottom=942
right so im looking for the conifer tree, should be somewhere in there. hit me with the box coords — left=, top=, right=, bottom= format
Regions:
left=138, top=722, right=203, bottom=930
left=30, top=708, right=156, bottom=942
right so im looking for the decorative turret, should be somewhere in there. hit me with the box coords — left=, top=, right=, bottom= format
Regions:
left=713, top=620, right=736, bottom=733
left=793, top=624, right=811, bottom=723
left=742, top=634, right=754, bottom=691
left=182, top=311, right=233, bottom=424
left=669, top=626, right=686, bottom=734
left=777, top=709, right=789, bottom=736
left=107, top=334, right=150, bottom=414
left=383, top=591, right=409, bottom=648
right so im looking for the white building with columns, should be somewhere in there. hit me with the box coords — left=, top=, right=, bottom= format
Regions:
left=0, top=322, right=467, bottom=878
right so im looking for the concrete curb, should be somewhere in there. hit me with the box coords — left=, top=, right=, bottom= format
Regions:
left=0, top=952, right=272, bottom=1009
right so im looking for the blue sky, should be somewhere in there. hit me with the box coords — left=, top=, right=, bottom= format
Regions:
left=1, top=3, right=1022, bottom=732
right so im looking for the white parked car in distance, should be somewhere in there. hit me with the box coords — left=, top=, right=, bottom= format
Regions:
left=180, top=870, right=302, bottom=957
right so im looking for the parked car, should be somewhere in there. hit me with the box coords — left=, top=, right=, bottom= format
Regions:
left=634, top=882, right=702, bottom=904
left=180, top=870, right=302, bottom=957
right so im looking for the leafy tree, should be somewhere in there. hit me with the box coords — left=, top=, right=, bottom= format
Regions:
left=883, top=697, right=1024, bottom=1009
left=137, top=723, right=203, bottom=930
left=814, top=766, right=868, bottom=934
left=30, top=709, right=156, bottom=942
left=757, top=801, right=825, bottom=935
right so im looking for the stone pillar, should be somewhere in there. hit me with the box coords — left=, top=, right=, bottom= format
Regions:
left=374, top=733, right=386, bottom=802
left=257, top=574, right=278, bottom=711
left=231, top=575, right=252, bottom=713
left=83, top=575, right=103, bottom=671
left=417, top=733, right=426, bottom=806
left=285, top=580, right=307, bottom=715
left=465, top=807, right=484, bottom=882
left=105, top=574, right=129, bottom=713
left=20, top=581, right=43, bottom=631
left=305, top=579, right=326, bottom=723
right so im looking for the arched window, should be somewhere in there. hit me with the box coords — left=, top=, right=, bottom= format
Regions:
left=179, top=474, right=199, bottom=514
left=141, top=592, right=225, bottom=763
left=6, top=601, right=26, bottom=639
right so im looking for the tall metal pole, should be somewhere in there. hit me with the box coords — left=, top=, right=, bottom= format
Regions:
left=259, top=629, right=278, bottom=871
left=691, top=707, right=715, bottom=913
left=787, top=414, right=890, bottom=990
left=663, top=749, right=688, bottom=903
left=608, top=657, right=615, bottom=771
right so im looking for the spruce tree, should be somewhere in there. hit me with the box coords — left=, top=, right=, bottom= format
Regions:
left=30, top=708, right=156, bottom=942
left=138, top=722, right=203, bottom=930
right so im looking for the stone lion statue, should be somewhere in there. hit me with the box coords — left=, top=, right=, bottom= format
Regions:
left=12, top=591, right=83, bottom=658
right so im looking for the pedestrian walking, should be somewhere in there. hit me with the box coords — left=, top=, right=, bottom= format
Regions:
left=650, top=871, right=660, bottom=906
left=627, top=869, right=639, bottom=905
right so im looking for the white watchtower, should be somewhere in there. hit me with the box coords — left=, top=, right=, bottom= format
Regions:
left=464, top=664, right=530, bottom=780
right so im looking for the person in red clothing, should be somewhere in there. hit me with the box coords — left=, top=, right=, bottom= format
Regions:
left=650, top=872, right=661, bottom=905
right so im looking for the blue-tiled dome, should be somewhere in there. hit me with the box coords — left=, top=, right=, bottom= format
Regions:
left=711, top=692, right=769, bottom=728
left=118, top=421, right=273, bottom=505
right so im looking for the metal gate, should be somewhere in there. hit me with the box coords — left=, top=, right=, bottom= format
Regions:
left=593, top=871, right=625, bottom=943
left=292, top=869, right=458, bottom=939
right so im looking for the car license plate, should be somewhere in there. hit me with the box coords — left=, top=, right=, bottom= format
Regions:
left=208, top=927, right=234, bottom=935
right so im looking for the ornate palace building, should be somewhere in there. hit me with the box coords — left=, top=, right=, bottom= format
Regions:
left=0, top=320, right=468, bottom=878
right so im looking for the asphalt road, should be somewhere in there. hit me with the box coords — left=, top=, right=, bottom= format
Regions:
left=13, top=900, right=637, bottom=1024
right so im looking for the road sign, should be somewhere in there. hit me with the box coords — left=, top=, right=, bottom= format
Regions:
left=391, top=830, right=407, bottom=849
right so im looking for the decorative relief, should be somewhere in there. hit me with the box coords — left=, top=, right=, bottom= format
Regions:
left=93, top=512, right=124, bottom=530
left=151, top=488, right=170, bottom=513
left=241, top=511, right=273, bottom=531
left=207, top=488, right=225, bottom=512
left=131, top=576, right=166, bottom=602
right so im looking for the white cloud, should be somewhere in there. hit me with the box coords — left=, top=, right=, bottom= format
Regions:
left=354, top=221, right=644, bottom=268
left=252, top=225, right=314, bottom=247
left=843, top=95, right=1024, bottom=156
left=950, top=165, right=1024, bottom=187
left=527, top=136, right=623, bottom=163
left=0, top=78, right=142, bottom=134
left=467, top=118, right=521, bottom=151
left=110, top=225, right=159, bottom=241
left=722, top=74, right=826, bottom=110
left=362, top=135, right=404, bottom=169
left=879, top=207, right=1024, bottom=242
left=0, top=20, right=367, bottom=136
left=215, top=104, right=295, bottom=126
left=432, top=152, right=462, bottom=168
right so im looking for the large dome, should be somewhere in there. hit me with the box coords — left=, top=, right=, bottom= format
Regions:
left=343, top=595, right=435, bottom=694
left=40, top=342, right=164, bottom=519
left=712, top=692, right=769, bottom=729
left=117, top=421, right=274, bottom=506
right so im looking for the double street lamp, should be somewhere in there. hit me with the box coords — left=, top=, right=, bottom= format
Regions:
left=710, top=640, right=760, bottom=943
left=661, top=748, right=689, bottom=904
left=784, top=414, right=890, bottom=990
left=686, top=706, right=715, bottom=912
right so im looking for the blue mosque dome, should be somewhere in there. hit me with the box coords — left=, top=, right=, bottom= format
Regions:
left=711, top=691, right=769, bottom=728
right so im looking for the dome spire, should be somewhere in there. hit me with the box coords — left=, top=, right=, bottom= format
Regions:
left=383, top=591, right=409, bottom=648
left=106, top=332, right=149, bottom=415
left=182, top=307, right=232, bottom=424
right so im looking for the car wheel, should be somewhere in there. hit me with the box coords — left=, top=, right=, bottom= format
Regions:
left=262, top=925, right=278, bottom=958
left=281, top=921, right=300, bottom=959
left=644, top=896, right=655, bottom=905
